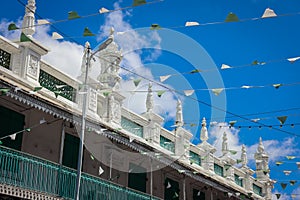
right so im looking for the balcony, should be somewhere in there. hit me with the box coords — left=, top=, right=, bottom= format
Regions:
left=0, top=145, right=160, bottom=200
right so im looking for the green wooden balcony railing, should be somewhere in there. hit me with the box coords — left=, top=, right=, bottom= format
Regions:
left=0, top=145, right=160, bottom=200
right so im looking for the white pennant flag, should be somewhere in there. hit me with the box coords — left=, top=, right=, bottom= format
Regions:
left=37, top=19, right=50, bottom=25
left=283, top=170, right=292, bottom=175
left=241, top=85, right=252, bottom=89
left=166, top=181, right=171, bottom=188
left=99, top=7, right=109, bottom=14
left=184, top=90, right=194, bottom=96
left=185, top=21, right=200, bottom=27
left=52, top=32, right=63, bottom=40
left=287, top=56, right=300, bottom=63
left=211, top=88, right=224, bottom=96
left=228, top=193, right=233, bottom=197
left=129, top=136, right=134, bottom=143
left=221, top=64, right=231, bottom=69
left=159, top=75, right=171, bottom=82
left=99, top=166, right=104, bottom=175
left=261, top=8, right=277, bottom=18
left=9, top=134, right=17, bottom=140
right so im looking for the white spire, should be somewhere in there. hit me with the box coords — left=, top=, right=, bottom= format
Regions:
left=222, top=132, right=228, bottom=155
left=200, top=117, right=209, bottom=142
left=176, top=99, right=183, bottom=127
left=146, top=83, right=153, bottom=113
left=257, top=137, right=265, bottom=154
left=22, top=0, right=36, bottom=37
left=241, top=144, right=248, bottom=167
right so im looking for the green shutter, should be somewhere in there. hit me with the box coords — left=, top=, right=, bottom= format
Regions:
left=164, top=178, right=179, bottom=200
left=128, top=163, right=147, bottom=193
left=0, top=106, right=24, bottom=151
left=62, top=133, right=80, bottom=169
left=214, top=164, right=224, bottom=177
left=193, top=189, right=205, bottom=200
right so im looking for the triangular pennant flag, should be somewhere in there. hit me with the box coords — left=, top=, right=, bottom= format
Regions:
left=157, top=90, right=165, bottom=97
left=277, top=116, right=287, bottom=124
left=235, top=192, right=240, bottom=197
left=185, top=21, right=200, bottom=27
left=53, top=91, right=61, bottom=98
left=286, top=156, right=295, bottom=160
left=68, top=11, right=80, bottom=20
left=236, top=159, right=243, bottom=164
left=83, top=27, right=95, bottom=36
left=90, top=154, right=95, bottom=160
left=287, top=56, right=300, bottom=63
left=184, top=90, right=194, bottom=96
left=263, top=170, right=269, bottom=175
left=8, top=23, right=19, bottom=31
left=262, top=8, right=277, bottom=18
left=229, top=120, right=237, bottom=127
left=189, top=69, right=201, bottom=74
left=290, top=180, right=297, bottom=186
left=291, top=194, right=296, bottom=199
left=229, top=150, right=237, bottom=155
left=221, top=64, right=231, bottom=70
left=296, top=162, right=300, bottom=169
left=211, top=88, right=224, bottom=96
left=173, top=192, right=178, bottom=198
left=52, top=32, right=63, bottom=40
left=225, top=12, right=239, bottom=22
left=40, top=118, right=46, bottom=124
left=0, top=140, right=2, bottom=145
left=275, top=193, right=281, bottom=199
left=103, top=92, right=110, bottom=97
left=159, top=75, right=171, bottom=82
left=99, top=166, right=104, bottom=175
left=273, top=83, right=282, bottom=89
left=37, top=19, right=50, bottom=25
left=281, top=183, right=287, bottom=190
left=133, top=79, right=142, bottom=87
left=33, top=87, right=43, bottom=92
left=190, top=123, right=197, bottom=127
left=228, top=193, right=233, bottom=197
left=166, top=181, right=171, bottom=189
left=197, top=191, right=201, bottom=196
left=9, top=134, right=17, bottom=140
left=133, top=0, right=146, bottom=6
left=150, top=24, right=161, bottom=30
left=276, top=161, right=283, bottom=166
left=99, top=7, right=109, bottom=14
left=178, top=169, right=185, bottom=173
left=248, top=192, right=253, bottom=198
left=25, top=128, right=31, bottom=132
left=20, top=32, right=31, bottom=42
left=241, top=85, right=252, bottom=89
left=283, top=170, right=291, bottom=175
left=129, top=136, right=134, bottom=143
left=0, top=88, right=10, bottom=95
left=55, top=85, right=67, bottom=89
left=224, top=164, right=231, bottom=170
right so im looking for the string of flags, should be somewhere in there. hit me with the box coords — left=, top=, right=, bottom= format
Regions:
left=8, top=6, right=300, bottom=41
left=8, top=0, right=164, bottom=41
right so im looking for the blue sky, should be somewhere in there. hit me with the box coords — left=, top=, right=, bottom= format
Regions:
left=1, top=0, right=300, bottom=199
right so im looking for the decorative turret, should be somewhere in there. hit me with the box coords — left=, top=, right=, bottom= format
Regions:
left=254, top=137, right=270, bottom=181
left=146, top=83, right=154, bottom=113
left=175, top=100, right=183, bottom=127
left=222, top=132, right=228, bottom=156
left=241, top=144, right=248, bottom=168
left=97, top=27, right=122, bottom=89
left=200, top=118, right=209, bottom=143
left=22, top=0, right=36, bottom=37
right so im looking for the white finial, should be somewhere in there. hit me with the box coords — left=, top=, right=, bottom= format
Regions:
left=241, top=144, right=248, bottom=167
left=22, top=0, right=36, bottom=37
left=146, top=83, right=153, bottom=112
left=222, top=132, right=228, bottom=155
left=176, top=99, right=183, bottom=127
left=110, top=27, right=115, bottom=36
left=257, top=137, right=265, bottom=153
left=200, top=117, right=209, bottom=142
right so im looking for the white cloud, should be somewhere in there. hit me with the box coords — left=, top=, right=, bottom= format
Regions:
left=209, top=122, right=299, bottom=164
left=0, top=18, right=83, bottom=78
left=247, top=137, right=298, bottom=163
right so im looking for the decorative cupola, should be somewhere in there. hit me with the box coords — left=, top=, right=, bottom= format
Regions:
left=22, top=0, right=36, bottom=37
left=174, top=99, right=192, bottom=160
left=239, top=144, right=255, bottom=192
left=141, top=83, right=163, bottom=144
left=254, top=137, right=270, bottom=181
left=15, top=0, right=48, bottom=85
left=221, top=132, right=229, bottom=156
left=197, top=117, right=216, bottom=172
left=241, top=144, right=248, bottom=168
left=220, top=132, right=236, bottom=182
